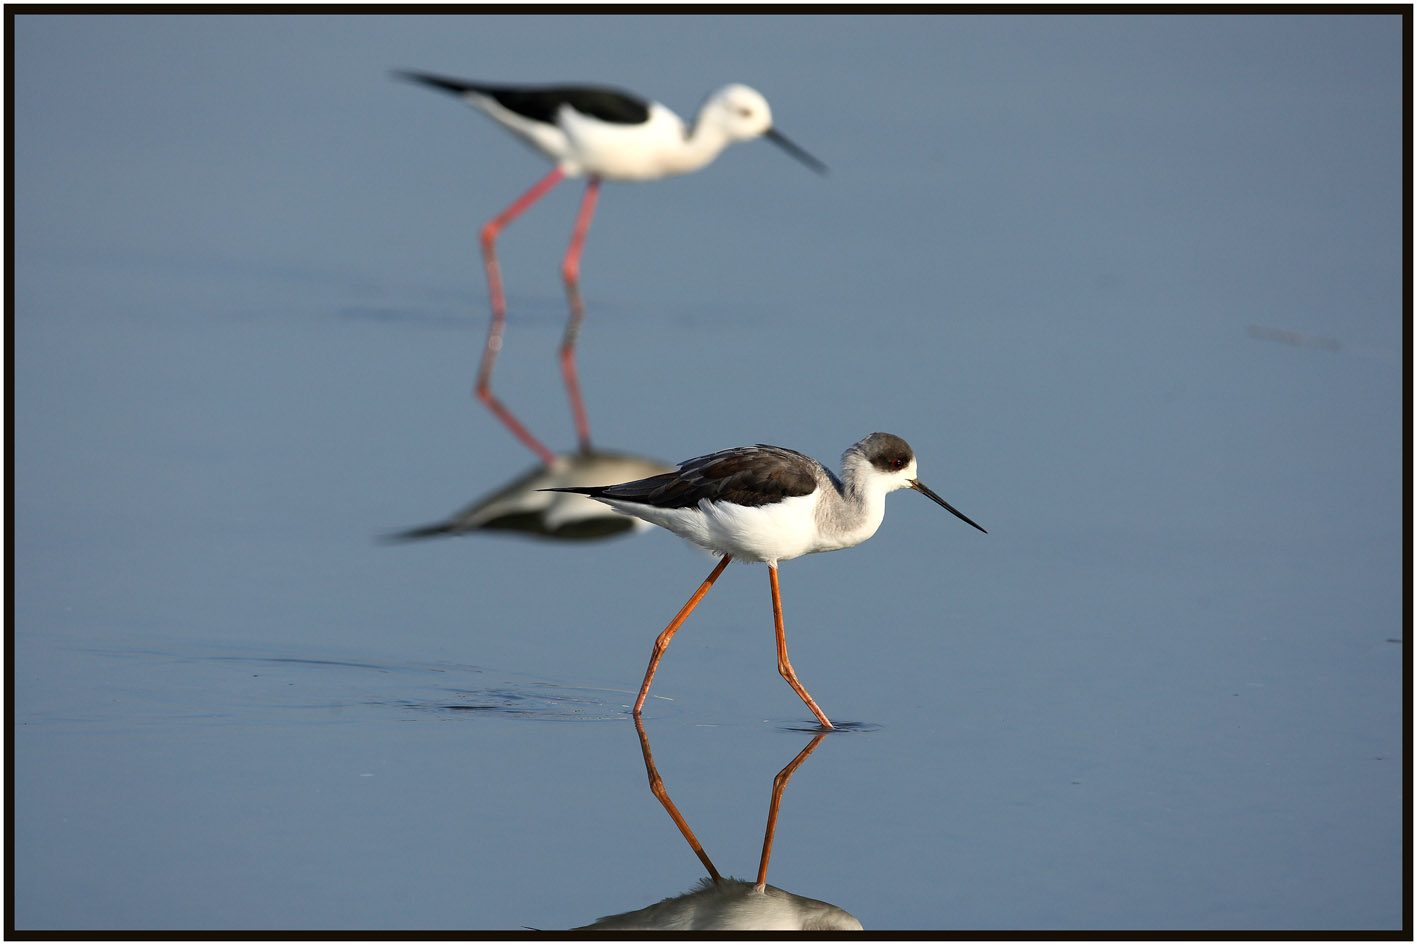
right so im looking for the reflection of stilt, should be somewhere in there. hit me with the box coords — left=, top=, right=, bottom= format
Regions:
left=383, top=450, right=674, bottom=543
left=755, top=732, right=829, bottom=891
left=583, top=719, right=862, bottom=930
left=634, top=717, right=722, bottom=884
left=633, top=716, right=828, bottom=891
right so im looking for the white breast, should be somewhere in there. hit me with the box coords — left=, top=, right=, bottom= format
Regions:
left=558, top=103, right=694, bottom=180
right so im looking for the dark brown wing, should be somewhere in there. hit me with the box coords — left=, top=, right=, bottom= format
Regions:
left=556, top=445, right=821, bottom=509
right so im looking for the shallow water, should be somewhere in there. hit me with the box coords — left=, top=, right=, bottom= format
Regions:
left=13, top=13, right=1405, bottom=933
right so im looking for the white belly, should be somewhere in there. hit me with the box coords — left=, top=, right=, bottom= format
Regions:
left=601, top=493, right=825, bottom=563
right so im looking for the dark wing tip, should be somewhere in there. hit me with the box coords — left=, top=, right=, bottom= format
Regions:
left=378, top=522, right=453, bottom=543
left=537, top=486, right=602, bottom=497
left=391, top=69, right=477, bottom=96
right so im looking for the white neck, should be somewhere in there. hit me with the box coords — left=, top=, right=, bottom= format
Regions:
left=663, top=118, right=735, bottom=175
left=810, top=462, right=890, bottom=553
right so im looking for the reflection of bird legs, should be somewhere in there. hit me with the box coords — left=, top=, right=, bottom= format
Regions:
left=634, top=716, right=721, bottom=883
left=754, top=732, right=829, bottom=891
left=476, top=169, right=601, bottom=466
left=632, top=716, right=830, bottom=892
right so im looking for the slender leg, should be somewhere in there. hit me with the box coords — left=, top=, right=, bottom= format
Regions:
left=634, top=716, right=722, bottom=883
left=633, top=555, right=732, bottom=715
left=559, top=177, right=600, bottom=452
left=476, top=167, right=566, bottom=467
left=768, top=565, right=834, bottom=730
left=754, top=732, right=829, bottom=891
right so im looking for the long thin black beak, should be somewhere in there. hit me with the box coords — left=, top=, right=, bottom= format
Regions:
left=910, top=480, right=987, bottom=534
left=765, top=127, right=828, bottom=175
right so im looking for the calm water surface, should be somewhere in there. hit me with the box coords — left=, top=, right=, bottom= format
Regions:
left=13, top=13, right=1404, bottom=932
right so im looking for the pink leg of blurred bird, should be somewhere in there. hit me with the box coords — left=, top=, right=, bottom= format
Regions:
left=477, top=167, right=566, bottom=467
left=769, top=565, right=834, bottom=730
left=559, top=177, right=601, bottom=452
left=633, top=555, right=732, bottom=715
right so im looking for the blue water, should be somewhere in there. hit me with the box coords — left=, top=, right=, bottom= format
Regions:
left=12, top=13, right=1405, bottom=932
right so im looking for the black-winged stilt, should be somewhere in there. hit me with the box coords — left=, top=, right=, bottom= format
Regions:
left=395, top=71, right=826, bottom=465
left=547, top=433, right=985, bottom=729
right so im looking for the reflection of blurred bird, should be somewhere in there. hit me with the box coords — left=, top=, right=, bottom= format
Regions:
left=385, top=450, right=674, bottom=542
left=547, top=433, right=986, bottom=727
left=576, top=877, right=861, bottom=931
left=394, top=70, right=827, bottom=466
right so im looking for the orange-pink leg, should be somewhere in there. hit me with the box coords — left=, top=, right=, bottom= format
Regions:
left=769, top=565, right=834, bottom=730
left=634, top=715, right=722, bottom=883
left=477, top=167, right=566, bottom=467
left=633, top=555, right=732, bottom=715
left=559, top=177, right=600, bottom=452
left=755, top=731, right=829, bottom=891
